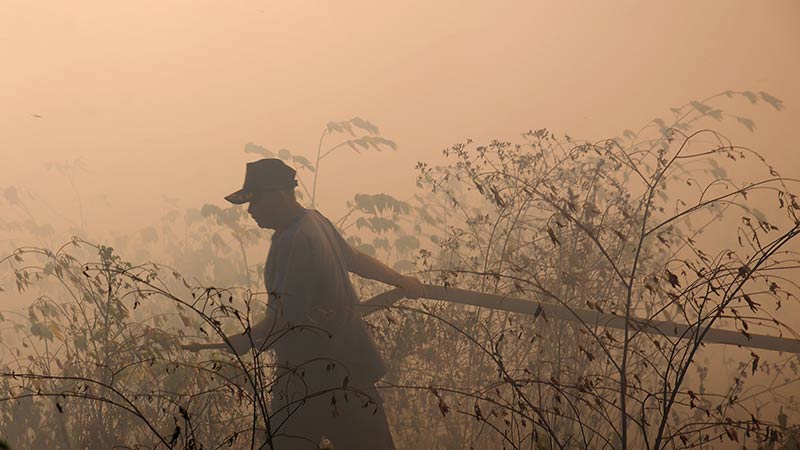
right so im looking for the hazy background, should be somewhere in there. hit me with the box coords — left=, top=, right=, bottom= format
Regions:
left=1, top=3, right=799, bottom=447
left=1, top=0, right=798, bottom=233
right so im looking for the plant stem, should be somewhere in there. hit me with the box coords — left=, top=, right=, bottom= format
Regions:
left=311, top=129, right=326, bottom=209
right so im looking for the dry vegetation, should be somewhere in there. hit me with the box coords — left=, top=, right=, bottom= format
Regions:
left=1, top=92, right=799, bottom=449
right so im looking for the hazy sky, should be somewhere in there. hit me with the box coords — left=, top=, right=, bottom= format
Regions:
left=1, top=0, right=798, bottom=234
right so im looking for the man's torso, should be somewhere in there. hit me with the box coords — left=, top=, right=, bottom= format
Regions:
left=264, top=209, right=386, bottom=381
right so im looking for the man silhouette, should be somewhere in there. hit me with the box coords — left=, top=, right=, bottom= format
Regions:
left=222, top=158, right=424, bottom=449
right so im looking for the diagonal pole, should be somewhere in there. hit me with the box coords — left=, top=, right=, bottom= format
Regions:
left=359, top=285, right=800, bottom=354
left=185, top=284, right=800, bottom=353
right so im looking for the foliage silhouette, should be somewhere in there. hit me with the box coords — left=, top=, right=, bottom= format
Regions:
left=1, top=97, right=799, bottom=449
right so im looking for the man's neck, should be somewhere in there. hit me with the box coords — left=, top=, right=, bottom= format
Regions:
left=273, top=204, right=306, bottom=234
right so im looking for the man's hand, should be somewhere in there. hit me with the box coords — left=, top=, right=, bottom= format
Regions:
left=182, top=342, right=211, bottom=352
left=182, top=333, right=252, bottom=355
left=395, top=275, right=426, bottom=299
left=228, top=333, right=252, bottom=355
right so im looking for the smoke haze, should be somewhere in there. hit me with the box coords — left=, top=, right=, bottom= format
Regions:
left=2, top=0, right=798, bottom=231
left=1, top=2, right=800, bottom=449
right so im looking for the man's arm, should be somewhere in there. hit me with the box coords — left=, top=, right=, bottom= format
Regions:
left=346, top=247, right=426, bottom=298
left=186, top=236, right=312, bottom=355
left=183, top=310, right=278, bottom=355
left=184, top=252, right=425, bottom=353
left=320, top=213, right=425, bottom=297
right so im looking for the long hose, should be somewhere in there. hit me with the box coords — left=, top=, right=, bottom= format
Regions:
left=185, top=284, right=800, bottom=354
left=358, top=285, right=800, bottom=354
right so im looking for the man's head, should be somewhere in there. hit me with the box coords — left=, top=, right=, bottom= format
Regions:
left=225, top=158, right=302, bottom=229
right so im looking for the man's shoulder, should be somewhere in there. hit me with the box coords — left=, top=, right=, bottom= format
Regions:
left=273, top=209, right=339, bottom=247
left=305, top=208, right=330, bottom=223
left=300, top=209, right=338, bottom=235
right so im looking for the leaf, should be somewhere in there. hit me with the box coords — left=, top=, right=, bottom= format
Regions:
left=339, top=121, right=355, bottom=136
left=725, top=427, right=739, bottom=443
left=769, top=281, right=779, bottom=294
left=75, top=334, right=87, bottom=350
left=354, top=217, right=375, bottom=231
left=546, top=227, right=560, bottom=246
left=394, top=235, right=420, bottom=254
left=350, top=117, right=380, bottom=135
left=437, top=397, right=450, bottom=417
left=392, top=259, right=416, bottom=272
left=169, top=425, right=181, bottom=447
left=357, top=136, right=397, bottom=151
left=379, top=137, right=398, bottom=151
left=490, top=186, right=506, bottom=208
left=474, top=402, right=483, bottom=420
left=3, top=186, right=20, bottom=205
left=291, top=155, right=315, bottom=172
left=741, top=91, right=758, bottom=104
left=738, top=266, right=750, bottom=278
left=200, top=204, right=223, bottom=219
left=353, top=138, right=370, bottom=150
left=30, top=322, right=54, bottom=341
left=417, top=208, right=438, bottom=225
left=243, top=142, right=273, bottom=157
left=740, top=328, right=752, bottom=340
left=742, top=294, right=760, bottom=312
left=354, top=193, right=410, bottom=214
left=211, top=233, right=230, bottom=251
left=665, top=270, right=681, bottom=289
left=372, top=237, right=389, bottom=249
left=736, top=116, right=756, bottom=132
left=759, top=91, right=784, bottom=111
left=707, top=159, right=727, bottom=178
left=690, top=101, right=712, bottom=114
left=367, top=217, right=399, bottom=233
left=326, top=121, right=344, bottom=134
left=356, top=243, right=376, bottom=256
left=277, top=148, right=291, bottom=160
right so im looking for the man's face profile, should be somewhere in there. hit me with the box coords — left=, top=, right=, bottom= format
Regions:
left=246, top=189, right=294, bottom=229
